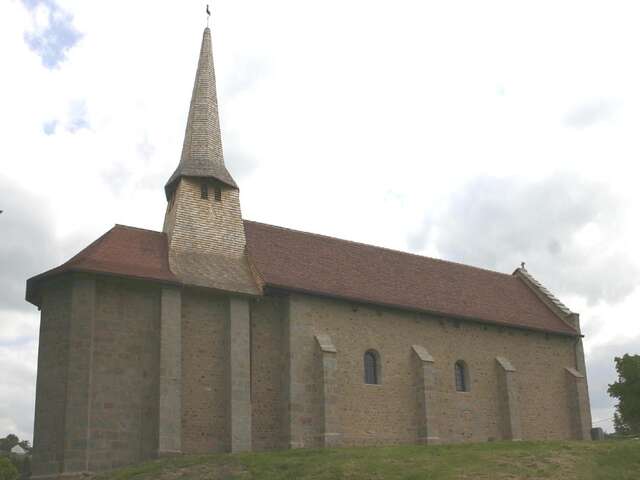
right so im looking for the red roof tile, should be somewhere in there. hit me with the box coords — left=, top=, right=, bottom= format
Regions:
left=244, top=221, right=578, bottom=336
left=26, top=225, right=177, bottom=304
left=26, top=221, right=578, bottom=336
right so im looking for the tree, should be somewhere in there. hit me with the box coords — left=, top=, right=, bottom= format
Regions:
left=0, top=436, right=18, bottom=454
left=0, top=457, right=18, bottom=480
left=608, top=354, right=640, bottom=435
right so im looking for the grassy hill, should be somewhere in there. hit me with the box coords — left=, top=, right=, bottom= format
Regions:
left=96, top=440, right=639, bottom=480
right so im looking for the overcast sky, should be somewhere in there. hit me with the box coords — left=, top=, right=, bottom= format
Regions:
left=1, top=0, right=639, bottom=441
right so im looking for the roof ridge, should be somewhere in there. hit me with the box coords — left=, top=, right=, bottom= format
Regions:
left=114, top=224, right=163, bottom=235
left=65, top=225, right=118, bottom=265
left=243, top=219, right=516, bottom=280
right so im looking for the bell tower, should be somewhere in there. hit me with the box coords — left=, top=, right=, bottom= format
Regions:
left=163, top=27, right=257, bottom=295
left=159, top=23, right=257, bottom=455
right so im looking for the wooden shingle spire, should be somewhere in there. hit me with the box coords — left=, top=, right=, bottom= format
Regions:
left=161, top=26, right=258, bottom=296
left=164, top=27, right=236, bottom=199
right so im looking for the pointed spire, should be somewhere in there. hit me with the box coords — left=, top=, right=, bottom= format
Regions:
left=165, top=27, right=237, bottom=198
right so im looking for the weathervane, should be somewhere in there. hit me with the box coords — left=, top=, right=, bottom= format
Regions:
left=206, top=4, right=211, bottom=28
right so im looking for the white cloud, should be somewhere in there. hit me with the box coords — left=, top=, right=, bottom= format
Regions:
left=0, top=313, right=37, bottom=442
left=564, top=98, right=621, bottom=129
left=408, top=174, right=640, bottom=306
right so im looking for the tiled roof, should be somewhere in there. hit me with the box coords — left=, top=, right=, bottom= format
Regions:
left=26, top=225, right=178, bottom=304
left=26, top=221, right=579, bottom=336
left=514, top=267, right=574, bottom=316
left=244, top=221, right=578, bottom=336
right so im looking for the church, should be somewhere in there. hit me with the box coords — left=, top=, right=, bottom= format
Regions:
left=26, top=26, right=592, bottom=478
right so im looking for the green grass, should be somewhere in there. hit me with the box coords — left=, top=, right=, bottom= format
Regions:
left=94, top=440, right=640, bottom=480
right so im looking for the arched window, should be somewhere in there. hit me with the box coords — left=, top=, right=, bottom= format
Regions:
left=364, top=350, right=380, bottom=384
left=455, top=360, right=469, bottom=392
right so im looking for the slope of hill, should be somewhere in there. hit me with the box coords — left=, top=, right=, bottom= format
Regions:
left=96, top=440, right=639, bottom=480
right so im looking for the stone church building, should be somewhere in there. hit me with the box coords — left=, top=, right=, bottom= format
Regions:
left=26, top=27, right=592, bottom=478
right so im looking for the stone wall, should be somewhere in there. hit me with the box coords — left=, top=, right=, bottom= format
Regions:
left=32, top=276, right=162, bottom=477
left=31, top=275, right=590, bottom=477
left=181, top=289, right=229, bottom=453
left=281, top=293, right=581, bottom=446
left=88, top=278, right=160, bottom=471
left=159, top=287, right=183, bottom=455
left=250, top=297, right=286, bottom=450
left=282, top=296, right=323, bottom=448
left=32, top=278, right=71, bottom=477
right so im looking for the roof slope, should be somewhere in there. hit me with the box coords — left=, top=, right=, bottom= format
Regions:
left=515, top=266, right=574, bottom=316
left=26, top=225, right=177, bottom=304
left=26, top=221, right=578, bottom=336
left=244, top=221, right=578, bottom=335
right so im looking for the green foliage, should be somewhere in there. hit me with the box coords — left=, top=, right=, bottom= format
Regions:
left=8, top=455, right=29, bottom=480
left=0, top=436, right=18, bottom=455
left=0, top=457, right=18, bottom=480
left=0, top=435, right=31, bottom=479
left=608, top=354, right=640, bottom=435
left=0, top=436, right=30, bottom=456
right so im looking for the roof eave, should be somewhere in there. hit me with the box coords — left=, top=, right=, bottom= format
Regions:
left=164, top=172, right=238, bottom=200
left=25, top=266, right=182, bottom=308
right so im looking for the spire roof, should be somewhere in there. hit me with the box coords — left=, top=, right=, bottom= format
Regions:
left=165, top=27, right=237, bottom=198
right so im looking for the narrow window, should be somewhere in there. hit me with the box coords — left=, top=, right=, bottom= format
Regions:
left=200, top=182, right=208, bottom=199
left=455, top=361, right=468, bottom=392
left=214, top=186, right=222, bottom=202
left=364, top=350, right=379, bottom=384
